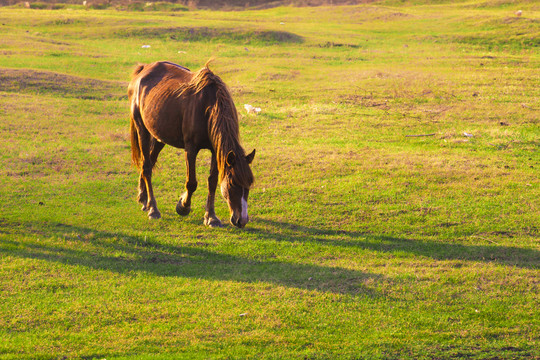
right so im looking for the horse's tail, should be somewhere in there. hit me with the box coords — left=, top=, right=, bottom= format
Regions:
left=130, top=116, right=141, bottom=170
left=129, top=65, right=144, bottom=169
left=131, top=63, right=145, bottom=78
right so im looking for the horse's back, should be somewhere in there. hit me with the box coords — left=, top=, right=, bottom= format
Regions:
left=129, top=61, right=194, bottom=148
left=160, top=61, right=191, bottom=72
left=130, top=61, right=191, bottom=90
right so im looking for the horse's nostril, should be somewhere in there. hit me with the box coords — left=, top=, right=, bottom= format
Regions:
left=231, top=215, right=248, bottom=228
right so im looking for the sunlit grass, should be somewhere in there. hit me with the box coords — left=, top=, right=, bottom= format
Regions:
left=0, top=1, right=538, bottom=359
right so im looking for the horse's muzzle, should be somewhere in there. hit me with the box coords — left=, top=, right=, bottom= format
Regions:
left=231, top=215, right=249, bottom=228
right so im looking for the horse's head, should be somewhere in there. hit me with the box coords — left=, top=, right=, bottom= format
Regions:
left=220, top=149, right=255, bottom=228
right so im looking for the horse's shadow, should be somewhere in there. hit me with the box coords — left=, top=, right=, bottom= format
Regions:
left=3, top=217, right=537, bottom=299
left=0, top=220, right=382, bottom=296
left=247, top=218, right=540, bottom=270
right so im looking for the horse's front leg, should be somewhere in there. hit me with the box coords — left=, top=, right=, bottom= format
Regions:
left=176, top=148, right=198, bottom=216
left=204, top=152, right=222, bottom=227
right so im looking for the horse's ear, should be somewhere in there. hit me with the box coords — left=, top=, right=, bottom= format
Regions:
left=246, top=149, right=256, bottom=165
left=226, top=150, right=236, bottom=167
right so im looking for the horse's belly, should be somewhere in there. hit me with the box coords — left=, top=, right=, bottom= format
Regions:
left=153, top=132, right=184, bottom=148
left=143, top=114, right=185, bottom=148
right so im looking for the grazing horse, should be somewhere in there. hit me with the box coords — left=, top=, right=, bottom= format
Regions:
left=128, top=61, right=255, bottom=228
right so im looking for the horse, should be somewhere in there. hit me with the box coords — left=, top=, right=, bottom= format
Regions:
left=128, top=61, right=255, bottom=228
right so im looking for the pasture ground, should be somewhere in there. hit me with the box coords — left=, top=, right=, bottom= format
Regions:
left=0, top=1, right=539, bottom=359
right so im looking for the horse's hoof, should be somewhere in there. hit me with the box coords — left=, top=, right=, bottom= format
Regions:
left=176, top=202, right=191, bottom=216
left=204, top=215, right=223, bottom=228
left=208, top=221, right=223, bottom=228
left=148, top=209, right=161, bottom=219
left=141, top=204, right=149, bottom=212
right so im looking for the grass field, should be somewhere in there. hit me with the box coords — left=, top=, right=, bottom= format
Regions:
left=0, top=1, right=539, bottom=359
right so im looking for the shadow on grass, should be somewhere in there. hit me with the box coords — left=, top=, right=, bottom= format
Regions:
left=0, top=220, right=381, bottom=296
left=248, top=219, right=540, bottom=270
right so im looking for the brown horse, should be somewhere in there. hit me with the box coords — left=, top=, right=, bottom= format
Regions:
left=128, top=61, right=255, bottom=228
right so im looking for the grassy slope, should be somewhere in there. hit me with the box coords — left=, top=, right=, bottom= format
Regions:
left=0, top=1, right=539, bottom=359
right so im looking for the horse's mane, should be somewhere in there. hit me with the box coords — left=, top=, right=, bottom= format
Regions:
left=180, top=62, right=254, bottom=188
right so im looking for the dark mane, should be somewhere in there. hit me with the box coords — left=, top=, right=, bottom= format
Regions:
left=180, top=64, right=254, bottom=188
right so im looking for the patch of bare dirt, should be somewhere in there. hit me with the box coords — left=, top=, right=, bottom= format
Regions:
left=257, top=70, right=300, bottom=81
left=116, top=26, right=303, bottom=44
left=0, top=68, right=127, bottom=100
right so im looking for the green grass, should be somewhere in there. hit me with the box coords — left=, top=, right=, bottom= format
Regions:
left=0, top=1, right=539, bottom=359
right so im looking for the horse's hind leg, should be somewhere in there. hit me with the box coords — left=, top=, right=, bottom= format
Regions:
left=136, top=127, right=163, bottom=219
left=137, top=176, right=148, bottom=210
left=204, top=152, right=222, bottom=227
left=137, top=138, right=165, bottom=212
left=176, top=147, right=198, bottom=216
